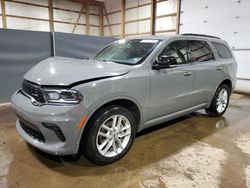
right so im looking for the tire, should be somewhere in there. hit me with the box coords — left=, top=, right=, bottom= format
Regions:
left=205, top=84, right=230, bottom=117
left=81, top=105, right=136, bottom=165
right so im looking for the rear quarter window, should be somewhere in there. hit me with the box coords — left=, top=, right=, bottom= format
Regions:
left=212, top=42, right=233, bottom=59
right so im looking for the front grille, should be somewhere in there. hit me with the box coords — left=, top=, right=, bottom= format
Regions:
left=22, top=80, right=45, bottom=103
left=19, top=119, right=45, bottom=143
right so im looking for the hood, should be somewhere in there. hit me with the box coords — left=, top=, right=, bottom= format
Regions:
left=24, top=57, right=131, bottom=86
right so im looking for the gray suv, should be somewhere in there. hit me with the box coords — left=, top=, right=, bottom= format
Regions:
left=11, top=34, right=237, bottom=165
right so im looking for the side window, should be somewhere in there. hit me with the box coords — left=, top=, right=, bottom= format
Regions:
left=212, top=42, right=233, bottom=59
left=189, top=40, right=214, bottom=62
left=159, top=40, right=189, bottom=65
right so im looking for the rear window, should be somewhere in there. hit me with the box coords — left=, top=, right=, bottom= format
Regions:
left=212, top=42, right=233, bottom=59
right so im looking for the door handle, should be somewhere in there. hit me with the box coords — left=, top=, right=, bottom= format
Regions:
left=216, top=66, right=223, bottom=71
left=183, top=71, right=192, bottom=76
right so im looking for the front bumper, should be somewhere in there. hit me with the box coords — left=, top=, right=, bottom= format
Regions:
left=11, top=90, right=89, bottom=155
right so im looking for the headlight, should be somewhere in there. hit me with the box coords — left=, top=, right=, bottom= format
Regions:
left=43, top=89, right=83, bottom=104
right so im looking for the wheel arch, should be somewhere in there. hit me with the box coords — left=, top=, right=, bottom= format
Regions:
left=219, top=79, right=232, bottom=93
left=77, top=97, right=142, bottom=153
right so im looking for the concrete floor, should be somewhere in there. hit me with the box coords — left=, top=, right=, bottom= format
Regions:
left=1, top=94, right=250, bottom=188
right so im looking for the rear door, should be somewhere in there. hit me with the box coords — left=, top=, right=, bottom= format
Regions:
left=188, top=40, right=224, bottom=105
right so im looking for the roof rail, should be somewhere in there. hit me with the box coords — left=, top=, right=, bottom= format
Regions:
left=181, top=33, right=221, bottom=39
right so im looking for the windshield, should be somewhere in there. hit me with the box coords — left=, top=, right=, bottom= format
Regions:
left=91, top=39, right=162, bottom=65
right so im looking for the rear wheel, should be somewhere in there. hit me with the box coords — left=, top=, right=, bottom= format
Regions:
left=205, top=84, right=230, bottom=117
left=81, top=105, right=136, bottom=165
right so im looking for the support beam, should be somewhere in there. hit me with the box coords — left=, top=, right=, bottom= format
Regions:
left=86, top=3, right=90, bottom=35
left=99, top=5, right=104, bottom=36
left=150, top=0, right=156, bottom=35
left=72, top=4, right=84, bottom=33
left=48, top=0, right=54, bottom=32
left=103, top=3, right=113, bottom=37
left=1, top=0, right=7, bottom=28
left=175, top=0, right=181, bottom=34
left=121, top=0, right=125, bottom=38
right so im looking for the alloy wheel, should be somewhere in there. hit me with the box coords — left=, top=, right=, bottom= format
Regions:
left=216, top=88, right=228, bottom=113
left=96, top=115, right=131, bottom=157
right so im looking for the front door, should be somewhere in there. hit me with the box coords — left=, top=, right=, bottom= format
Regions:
left=149, top=40, right=194, bottom=120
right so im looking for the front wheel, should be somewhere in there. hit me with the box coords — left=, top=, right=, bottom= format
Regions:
left=205, top=84, right=230, bottom=117
left=81, top=105, right=136, bottom=165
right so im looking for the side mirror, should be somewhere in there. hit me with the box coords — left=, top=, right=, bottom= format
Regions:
left=152, top=55, right=177, bottom=70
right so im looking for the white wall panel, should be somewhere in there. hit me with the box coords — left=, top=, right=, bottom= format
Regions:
left=238, top=1, right=250, bottom=17
left=103, top=17, right=107, bottom=25
left=125, top=5, right=150, bottom=23
left=156, top=17, right=176, bottom=31
left=80, top=14, right=86, bottom=24
left=111, top=25, right=121, bottom=35
left=104, top=27, right=109, bottom=36
left=54, top=22, right=74, bottom=33
left=125, top=9, right=137, bottom=21
left=125, top=22, right=137, bottom=34
left=89, top=27, right=99, bottom=36
left=181, top=0, right=235, bottom=12
left=105, top=0, right=121, bottom=12
left=126, top=0, right=138, bottom=8
left=0, top=16, right=2, bottom=28
left=74, top=25, right=86, bottom=35
left=6, top=2, right=49, bottom=19
left=205, top=4, right=238, bottom=21
left=16, top=0, right=48, bottom=6
left=138, top=20, right=150, bottom=33
left=125, top=20, right=150, bottom=34
left=138, top=5, right=150, bottom=19
left=89, top=15, right=99, bottom=25
left=181, top=0, right=206, bottom=11
left=54, top=9, right=84, bottom=24
left=237, top=17, right=250, bottom=35
left=234, top=51, right=250, bottom=78
left=139, top=0, right=150, bottom=5
left=89, top=6, right=99, bottom=14
left=180, top=9, right=206, bottom=24
left=234, top=33, right=250, bottom=49
left=156, top=0, right=177, bottom=16
left=203, top=0, right=238, bottom=8
left=53, top=0, right=82, bottom=12
left=108, top=12, right=121, bottom=24
left=7, top=17, right=49, bottom=31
